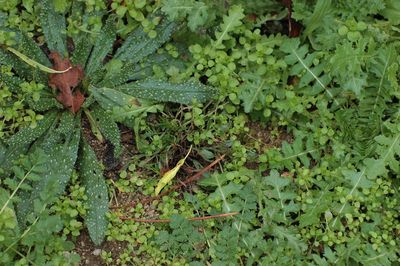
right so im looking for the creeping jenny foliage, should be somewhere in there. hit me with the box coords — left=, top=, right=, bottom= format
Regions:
left=1, top=0, right=400, bottom=265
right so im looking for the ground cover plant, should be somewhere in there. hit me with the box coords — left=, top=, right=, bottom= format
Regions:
left=1, top=0, right=400, bottom=265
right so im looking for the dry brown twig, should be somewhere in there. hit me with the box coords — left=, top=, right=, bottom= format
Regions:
left=111, top=154, right=225, bottom=210
left=119, top=211, right=239, bottom=223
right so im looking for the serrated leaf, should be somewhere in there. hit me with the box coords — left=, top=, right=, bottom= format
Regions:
left=380, top=0, right=400, bottom=25
left=281, top=38, right=337, bottom=104
left=239, top=76, right=267, bottom=113
left=161, top=0, right=210, bottom=31
left=213, top=5, right=245, bottom=49
left=299, top=185, right=333, bottom=228
left=302, top=0, right=332, bottom=36
left=115, top=79, right=214, bottom=104
left=85, top=16, right=116, bottom=76
left=155, top=146, right=191, bottom=195
left=114, top=18, right=176, bottom=63
left=79, top=140, right=109, bottom=245
left=39, top=0, right=67, bottom=55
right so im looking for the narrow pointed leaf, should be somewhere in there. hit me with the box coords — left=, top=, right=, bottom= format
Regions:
left=114, top=18, right=176, bottom=63
left=85, top=16, right=116, bottom=76
left=80, top=140, right=109, bottom=246
left=88, top=104, right=123, bottom=157
left=116, top=79, right=215, bottom=104
left=39, top=0, right=67, bottom=55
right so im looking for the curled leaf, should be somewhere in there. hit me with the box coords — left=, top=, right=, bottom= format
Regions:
left=48, top=51, right=85, bottom=113
left=155, top=146, right=192, bottom=195
left=6, top=47, right=71, bottom=74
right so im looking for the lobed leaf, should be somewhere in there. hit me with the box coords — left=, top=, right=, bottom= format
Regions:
left=213, top=5, right=245, bottom=49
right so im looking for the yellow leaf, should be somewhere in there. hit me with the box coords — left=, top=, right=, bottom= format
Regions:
left=155, top=146, right=192, bottom=195
left=6, top=47, right=71, bottom=74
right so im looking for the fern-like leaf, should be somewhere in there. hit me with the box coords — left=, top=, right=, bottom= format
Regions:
left=213, top=5, right=245, bottom=49
left=280, top=38, right=337, bottom=104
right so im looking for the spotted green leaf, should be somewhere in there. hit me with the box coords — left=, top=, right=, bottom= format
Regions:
left=114, top=18, right=176, bottom=63
left=85, top=16, right=117, bottom=76
left=1, top=112, right=58, bottom=172
left=39, top=0, right=67, bottom=56
left=88, top=104, right=123, bottom=157
left=115, top=79, right=215, bottom=104
left=16, top=114, right=81, bottom=227
left=79, top=140, right=109, bottom=246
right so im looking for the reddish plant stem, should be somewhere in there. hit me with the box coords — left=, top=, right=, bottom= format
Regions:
left=119, top=211, right=239, bottom=223
left=111, top=154, right=225, bottom=210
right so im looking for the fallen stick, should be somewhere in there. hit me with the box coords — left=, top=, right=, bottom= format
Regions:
left=111, top=154, right=225, bottom=210
left=119, top=211, right=239, bottom=223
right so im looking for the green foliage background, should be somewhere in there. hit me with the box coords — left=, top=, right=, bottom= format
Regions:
left=1, top=0, right=400, bottom=265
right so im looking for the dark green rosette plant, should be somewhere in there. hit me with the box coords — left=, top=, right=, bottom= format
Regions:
left=0, top=0, right=213, bottom=245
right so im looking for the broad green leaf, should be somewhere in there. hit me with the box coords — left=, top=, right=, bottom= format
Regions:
left=90, top=86, right=140, bottom=110
left=115, top=79, right=215, bottom=104
left=114, top=18, right=176, bottom=63
left=79, top=140, right=109, bottom=246
left=27, top=90, right=63, bottom=112
left=1, top=31, right=51, bottom=82
left=16, top=114, right=81, bottom=227
left=155, top=146, right=192, bottom=195
left=98, top=53, right=172, bottom=87
left=85, top=16, right=116, bottom=76
left=39, top=0, right=67, bottom=55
